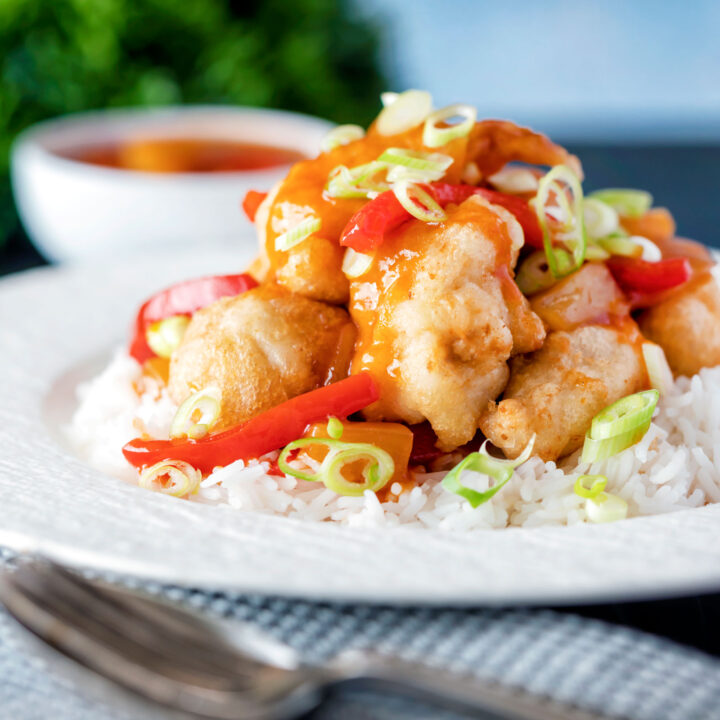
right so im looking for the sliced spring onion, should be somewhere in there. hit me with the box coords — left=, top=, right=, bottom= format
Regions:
left=326, top=417, right=344, bottom=440
left=145, top=315, right=190, bottom=358
left=375, top=89, right=433, bottom=136
left=631, top=235, right=662, bottom=262
left=139, top=459, right=201, bottom=498
left=581, top=390, right=659, bottom=464
left=488, top=166, right=539, bottom=195
left=378, top=148, right=453, bottom=182
left=590, top=390, right=659, bottom=440
left=461, top=161, right=481, bottom=185
left=322, top=445, right=394, bottom=496
left=342, top=248, right=374, bottom=278
left=534, top=165, right=587, bottom=278
left=442, top=436, right=535, bottom=508
left=392, top=180, right=446, bottom=223
left=581, top=425, right=650, bottom=464
left=585, top=492, right=628, bottom=523
left=275, top=216, right=321, bottom=252
left=170, top=386, right=222, bottom=440
left=380, top=91, right=399, bottom=107
left=277, top=437, right=394, bottom=496
left=642, top=343, right=674, bottom=395
left=597, top=233, right=643, bottom=258
left=320, top=124, right=365, bottom=153
left=422, top=103, right=477, bottom=148
left=516, top=250, right=567, bottom=295
left=574, top=474, right=607, bottom=499
left=583, top=198, right=619, bottom=239
left=584, top=243, right=611, bottom=261
left=589, top=188, right=652, bottom=218
left=326, top=162, right=389, bottom=199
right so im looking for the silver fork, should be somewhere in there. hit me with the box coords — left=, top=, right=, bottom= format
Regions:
left=0, top=559, right=608, bottom=720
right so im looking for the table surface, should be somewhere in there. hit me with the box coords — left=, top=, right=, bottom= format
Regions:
left=3, top=143, right=720, bottom=664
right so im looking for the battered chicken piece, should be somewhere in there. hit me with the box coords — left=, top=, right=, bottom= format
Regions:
left=168, top=284, right=356, bottom=429
left=479, top=324, right=646, bottom=461
left=350, top=195, right=545, bottom=451
left=639, top=273, right=720, bottom=377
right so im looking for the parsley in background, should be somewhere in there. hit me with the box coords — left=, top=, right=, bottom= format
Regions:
left=0, top=0, right=387, bottom=263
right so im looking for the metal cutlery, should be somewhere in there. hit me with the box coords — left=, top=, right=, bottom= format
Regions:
left=0, top=559, right=607, bottom=720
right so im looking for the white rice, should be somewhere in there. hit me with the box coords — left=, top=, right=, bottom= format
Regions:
left=65, top=349, right=720, bottom=529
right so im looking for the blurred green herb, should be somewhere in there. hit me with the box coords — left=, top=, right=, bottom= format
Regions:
left=0, top=0, right=387, bottom=256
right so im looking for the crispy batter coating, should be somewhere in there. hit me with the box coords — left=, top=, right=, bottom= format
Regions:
left=639, top=273, right=720, bottom=377
left=350, top=195, right=545, bottom=451
left=480, top=324, right=646, bottom=461
left=168, top=284, right=356, bottom=429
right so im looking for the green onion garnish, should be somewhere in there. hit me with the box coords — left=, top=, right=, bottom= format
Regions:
left=573, top=474, right=628, bottom=523
left=145, top=315, right=190, bottom=358
left=488, top=166, right=539, bottom=195
left=325, top=162, right=389, bottom=199
left=442, top=436, right=535, bottom=508
left=534, top=164, right=588, bottom=279
left=588, top=188, right=652, bottom=218
left=632, top=236, right=662, bottom=262
left=326, top=417, right=344, bottom=439
left=585, top=492, right=629, bottom=523
left=342, top=248, right=373, bottom=278
left=573, top=474, right=607, bottom=499
left=375, top=89, right=433, bottom=136
left=583, top=197, right=619, bottom=240
left=380, top=91, right=399, bottom=107
left=581, top=390, right=659, bottom=464
left=642, top=343, right=674, bottom=395
left=275, top=216, right=322, bottom=252
left=597, top=233, right=643, bottom=258
left=422, top=103, right=477, bottom=148
left=590, top=390, right=659, bottom=440
left=277, top=438, right=394, bottom=496
left=392, top=180, right=446, bottom=223
left=170, top=386, right=222, bottom=441
left=515, top=250, right=569, bottom=295
left=139, top=459, right=201, bottom=498
left=584, top=243, right=611, bottom=261
left=378, top=148, right=453, bottom=183
left=320, top=124, right=365, bottom=153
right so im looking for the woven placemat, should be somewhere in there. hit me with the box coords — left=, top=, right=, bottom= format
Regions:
left=2, top=549, right=719, bottom=720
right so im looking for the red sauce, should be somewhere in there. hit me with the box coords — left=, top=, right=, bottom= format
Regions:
left=59, top=138, right=306, bottom=173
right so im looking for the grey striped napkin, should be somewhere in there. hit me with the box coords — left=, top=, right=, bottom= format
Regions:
left=1, top=549, right=719, bottom=720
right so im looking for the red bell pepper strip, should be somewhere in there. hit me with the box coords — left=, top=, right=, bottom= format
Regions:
left=432, top=184, right=543, bottom=248
left=128, top=273, right=258, bottom=364
left=122, top=372, right=380, bottom=473
left=340, top=183, right=542, bottom=252
left=340, top=189, right=409, bottom=251
left=606, top=256, right=691, bottom=295
left=242, top=190, right=268, bottom=222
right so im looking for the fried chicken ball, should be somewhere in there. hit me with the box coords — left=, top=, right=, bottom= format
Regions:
left=350, top=194, right=545, bottom=451
left=168, top=284, right=356, bottom=429
left=479, top=323, right=647, bottom=461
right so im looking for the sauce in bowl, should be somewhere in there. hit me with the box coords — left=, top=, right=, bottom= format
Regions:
left=59, top=137, right=306, bottom=173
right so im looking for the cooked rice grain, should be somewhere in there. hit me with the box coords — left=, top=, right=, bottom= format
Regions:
left=65, top=350, right=720, bottom=529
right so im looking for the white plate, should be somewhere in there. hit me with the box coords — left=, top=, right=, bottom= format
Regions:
left=2, top=248, right=720, bottom=606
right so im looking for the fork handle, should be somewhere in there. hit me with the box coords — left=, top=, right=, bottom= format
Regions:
left=335, top=653, right=607, bottom=720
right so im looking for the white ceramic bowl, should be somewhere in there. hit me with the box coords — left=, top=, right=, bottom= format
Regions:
left=11, top=106, right=333, bottom=263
